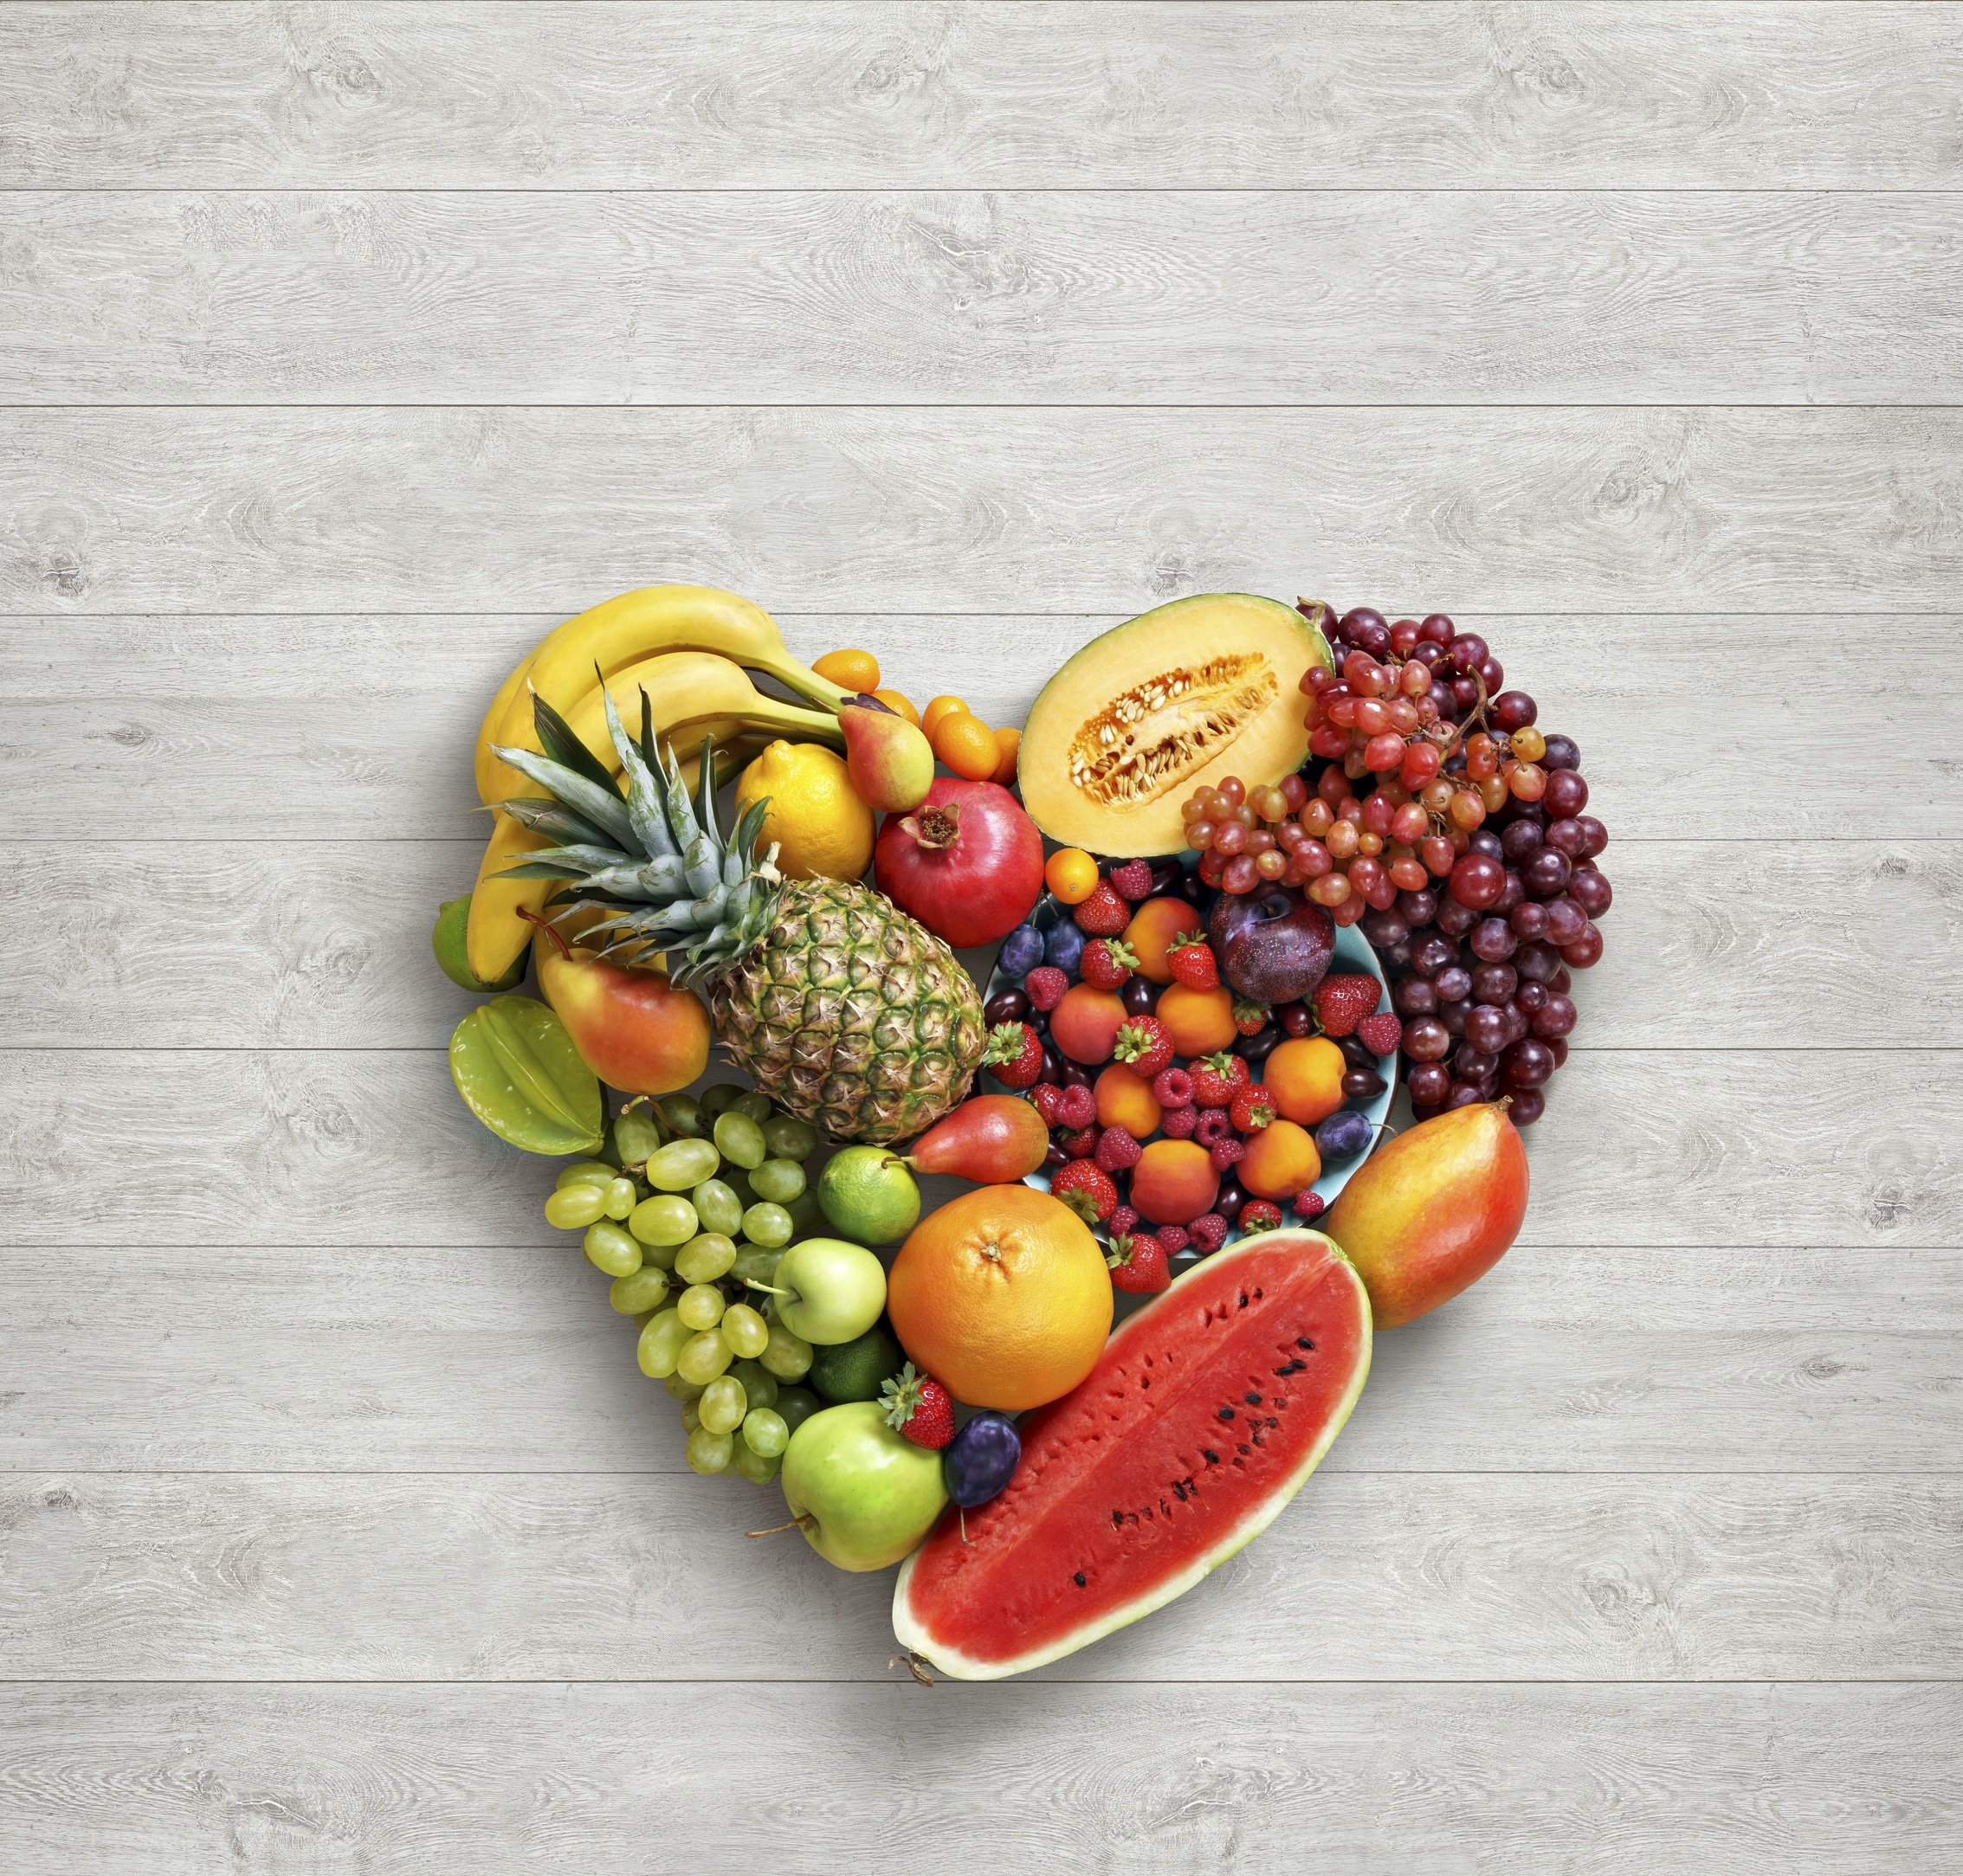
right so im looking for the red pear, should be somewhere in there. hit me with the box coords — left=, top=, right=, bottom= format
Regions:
left=905, top=1096, right=1049, bottom=1184
left=537, top=942, right=711, bottom=1097
left=838, top=694, right=934, bottom=812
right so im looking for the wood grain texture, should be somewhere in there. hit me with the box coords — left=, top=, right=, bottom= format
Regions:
left=6, top=409, right=1963, bottom=616
left=1, top=1682, right=1957, bottom=1875
left=2, top=1048, right=1955, bottom=1250
left=3, top=1243, right=1957, bottom=1477
left=9, top=613, right=1960, bottom=842
left=5, top=2, right=1960, bottom=192
left=4, top=839, right=1956, bottom=1051
left=3, top=1471, right=1956, bottom=1682
left=10, top=188, right=1962, bottom=405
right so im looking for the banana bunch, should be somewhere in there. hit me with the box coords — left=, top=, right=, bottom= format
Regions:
left=466, top=587, right=849, bottom=985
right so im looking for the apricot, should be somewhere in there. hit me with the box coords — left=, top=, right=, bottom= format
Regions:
left=1123, top=896, right=1204, bottom=984
left=1129, top=1138, right=1220, bottom=1226
left=1094, top=1064, right=1162, bottom=1138
left=1050, top=983, right=1127, bottom=1064
left=1158, top=983, right=1238, bottom=1057
left=1240, top=1119, right=1321, bottom=1201
left=1264, top=1036, right=1346, bottom=1126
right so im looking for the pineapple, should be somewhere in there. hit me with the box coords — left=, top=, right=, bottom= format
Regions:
left=494, top=689, right=985, bottom=1144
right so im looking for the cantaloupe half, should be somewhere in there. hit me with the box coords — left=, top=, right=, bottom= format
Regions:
left=1016, top=595, right=1332, bottom=857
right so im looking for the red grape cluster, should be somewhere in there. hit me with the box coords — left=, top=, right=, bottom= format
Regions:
left=1301, top=604, right=1611, bottom=1126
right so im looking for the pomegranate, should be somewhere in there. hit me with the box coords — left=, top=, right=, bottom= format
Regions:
left=874, top=778, right=1043, bottom=948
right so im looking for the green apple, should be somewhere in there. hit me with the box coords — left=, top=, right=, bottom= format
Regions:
left=767, top=1237, right=886, bottom=1346
left=780, top=1402, right=949, bottom=1572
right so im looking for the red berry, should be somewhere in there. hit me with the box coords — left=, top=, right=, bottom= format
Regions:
left=1190, top=1052, right=1250, bottom=1108
left=1078, top=938, right=1137, bottom=991
left=1312, top=973, right=1382, bottom=1038
left=1108, top=1204, right=1140, bottom=1238
left=1112, top=1015, right=1174, bottom=1079
left=982, top=1021, right=1043, bottom=1088
left=1029, top=1084, right=1064, bottom=1125
left=1155, top=1224, right=1191, bottom=1257
left=1233, top=997, right=1269, bottom=1037
left=880, top=1363, right=955, bottom=1449
left=1159, top=1103, right=1199, bottom=1139
left=1294, top=1192, right=1326, bottom=1222
left=1240, top=1200, right=1283, bottom=1234
left=1165, top=932, right=1220, bottom=990
left=1055, top=1083, right=1097, bottom=1131
left=1106, top=1234, right=1170, bottom=1294
left=1109, top=859, right=1154, bottom=901
left=1189, top=1213, right=1229, bottom=1254
left=1230, top=1085, right=1275, bottom=1133
left=1355, top=1011, right=1404, bottom=1057
left=1208, top=1136, right=1247, bottom=1172
left=1023, top=966, right=1069, bottom=1012
left=1095, top=1125, right=1143, bottom=1173
left=1073, top=881, right=1131, bottom=936
left=1051, top=1159, right=1118, bottom=1222
left=1192, top=1107, right=1233, bottom=1149
left=1150, top=1067, right=1195, bottom=1108
left=1060, top=1125, right=1100, bottom=1160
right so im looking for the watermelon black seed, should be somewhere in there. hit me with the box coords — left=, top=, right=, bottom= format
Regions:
left=1173, top=1481, right=1188, bottom=1502
left=1244, top=1392, right=1262, bottom=1405
left=1074, top=1572, right=1087, bottom=1587
left=1217, top=1406, right=1235, bottom=1420
left=1267, top=1416, right=1279, bottom=1428
left=1204, top=1449, right=1220, bottom=1464
left=1140, top=1377, right=1149, bottom=1388
left=1297, top=1338, right=1314, bottom=1351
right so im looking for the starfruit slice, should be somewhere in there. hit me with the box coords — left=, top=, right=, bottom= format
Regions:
left=449, top=994, right=604, bottom=1155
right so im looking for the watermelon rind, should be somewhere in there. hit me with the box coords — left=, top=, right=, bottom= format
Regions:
left=891, top=1229, right=1372, bottom=1680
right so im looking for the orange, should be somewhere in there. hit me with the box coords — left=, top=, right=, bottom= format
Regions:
left=813, top=648, right=879, bottom=693
left=934, top=711, right=1000, bottom=782
left=1123, top=896, right=1203, bottom=984
left=1095, top=1064, right=1161, bottom=1138
left=991, top=725, right=1022, bottom=787
left=886, top=1185, right=1114, bottom=1411
left=873, top=687, right=921, bottom=726
left=1045, top=848, right=1099, bottom=904
left=1158, top=983, right=1237, bottom=1056
left=921, top=694, right=970, bottom=739
left=1241, top=1119, right=1321, bottom=1199
left=1265, top=1036, right=1346, bottom=1125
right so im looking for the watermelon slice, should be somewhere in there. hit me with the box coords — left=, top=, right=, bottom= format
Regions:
left=893, top=1228, right=1371, bottom=1679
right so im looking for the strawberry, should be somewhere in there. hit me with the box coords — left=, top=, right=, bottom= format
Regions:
left=1106, top=1234, right=1170, bottom=1294
left=1230, top=1085, right=1275, bottom=1133
left=1165, top=931, right=1219, bottom=990
left=881, top=1363, right=955, bottom=1449
left=1054, top=1083, right=1097, bottom=1131
left=1155, top=1224, right=1191, bottom=1257
left=1072, top=880, right=1131, bottom=936
left=1112, top=1015, right=1174, bottom=1080
left=1108, top=1203, right=1140, bottom=1238
left=1028, top=1083, right=1065, bottom=1125
left=1108, top=858, right=1154, bottom=901
left=1190, top=1051, right=1250, bottom=1108
left=1208, top=1135, right=1247, bottom=1172
left=1189, top=1212, right=1229, bottom=1254
left=1023, top=965, right=1069, bottom=1012
left=1150, top=1067, right=1195, bottom=1108
left=1293, top=1192, right=1326, bottom=1223
left=1159, top=1103, right=1198, bottom=1139
left=1239, top=1199, right=1283, bottom=1235
left=1355, top=1011, right=1404, bottom=1058
left=983, top=1022, right=1043, bottom=1088
left=1233, top=996, right=1269, bottom=1037
left=1078, top=938, right=1137, bottom=991
left=1095, top=1125, right=1143, bottom=1174
left=1312, top=973, right=1382, bottom=1038
left=1052, top=1159, right=1118, bottom=1223
left=1060, top=1125, right=1101, bottom=1160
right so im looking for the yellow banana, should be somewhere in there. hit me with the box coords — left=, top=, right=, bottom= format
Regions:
left=466, top=651, right=836, bottom=983
left=472, top=651, right=537, bottom=801
left=475, top=585, right=849, bottom=803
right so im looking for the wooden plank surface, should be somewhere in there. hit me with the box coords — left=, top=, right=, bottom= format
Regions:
left=7, top=407, right=1963, bottom=616
left=5, top=2, right=1960, bottom=192
left=9, top=188, right=1962, bottom=405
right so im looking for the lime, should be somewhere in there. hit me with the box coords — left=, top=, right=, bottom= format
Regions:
left=432, top=895, right=526, bottom=993
left=808, top=1322, right=906, bottom=1404
left=817, top=1146, right=921, bottom=1246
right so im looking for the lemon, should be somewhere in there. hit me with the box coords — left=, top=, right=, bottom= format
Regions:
left=735, top=740, right=875, bottom=882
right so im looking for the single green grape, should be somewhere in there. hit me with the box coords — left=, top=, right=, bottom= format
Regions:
left=741, top=1407, right=790, bottom=1459
left=674, top=1232, right=738, bottom=1285
left=698, top=1085, right=742, bottom=1119
left=628, top=1194, right=699, bottom=1247
left=676, top=1329, right=733, bottom=1386
left=609, top=1264, right=670, bottom=1315
left=645, top=1138, right=721, bottom=1192
left=700, top=1375, right=749, bottom=1434
left=782, top=1189, right=824, bottom=1239
left=740, top=1202, right=792, bottom=1248
left=583, top=1222, right=642, bottom=1278
left=686, top=1427, right=733, bottom=1476
left=713, top=1112, right=767, bottom=1170
left=773, top=1385, right=822, bottom=1436
left=556, top=1160, right=618, bottom=1189
left=730, top=1089, right=772, bottom=1124
left=690, top=1178, right=745, bottom=1238
left=614, top=1108, right=664, bottom=1166
left=720, top=1166, right=756, bottom=1209
left=729, top=1247, right=781, bottom=1292
left=720, top=1303, right=770, bottom=1359
left=762, top=1115, right=819, bottom=1162
left=636, top=1309, right=691, bottom=1379
left=749, top=1159, right=807, bottom=1205
left=680, top=1399, right=703, bottom=1436
left=676, top=1283, right=726, bottom=1331
left=728, top=1359, right=778, bottom=1411
left=545, top=1183, right=608, bottom=1230
left=730, top=1441, right=782, bottom=1485
left=602, top=1176, right=637, bottom=1221
left=637, top=1235, right=680, bottom=1273
left=656, top=1093, right=704, bottom=1138
left=760, top=1324, right=814, bottom=1382
left=662, top=1372, right=706, bottom=1402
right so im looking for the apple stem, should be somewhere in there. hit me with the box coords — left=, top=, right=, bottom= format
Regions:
left=516, top=906, right=573, bottom=962
left=745, top=1514, right=816, bottom=1539
left=742, top=1279, right=791, bottom=1298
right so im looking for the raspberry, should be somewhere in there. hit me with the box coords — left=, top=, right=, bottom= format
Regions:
left=1355, top=1012, right=1404, bottom=1058
left=1230, top=1085, right=1275, bottom=1133
left=1312, top=973, right=1383, bottom=1038
left=1112, top=1015, right=1174, bottom=1080
left=1051, top=1160, right=1118, bottom=1223
left=1095, top=1125, right=1143, bottom=1173
left=1072, top=880, right=1131, bottom=936
left=1208, top=1136, right=1247, bottom=1172
left=1078, top=938, right=1137, bottom=991
left=1240, top=1200, right=1283, bottom=1234
left=1023, top=965, right=1069, bottom=1012
left=1293, top=1192, right=1326, bottom=1223
left=1061, top=1125, right=1100, bottom=1160
left=1189, top=1213, right=1229, bottom=1254
left=1193, top=1107, right=1234, bottom=1149
left=1190, top=1051, right=1250, bottom=1108
left=1029, top=1084, right=1064, bottom=1125
left=1108, top=1204, right=1140, bottom=1238
left=1150, top=1067, right=1195, bottom=1108
left=1165, top=931, right=1219, bottom=990
left=1159, top=1103, right=1198, bottom=1139
left=1055, top=1083, right=1097, bottom=1131
left=1108, top=858, right=1154, bottom=901
left=1155, top=1224, right=1191, bottom=1257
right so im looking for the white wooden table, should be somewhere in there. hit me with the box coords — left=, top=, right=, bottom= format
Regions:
left=3, top=5, right=1960, bottom=1869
